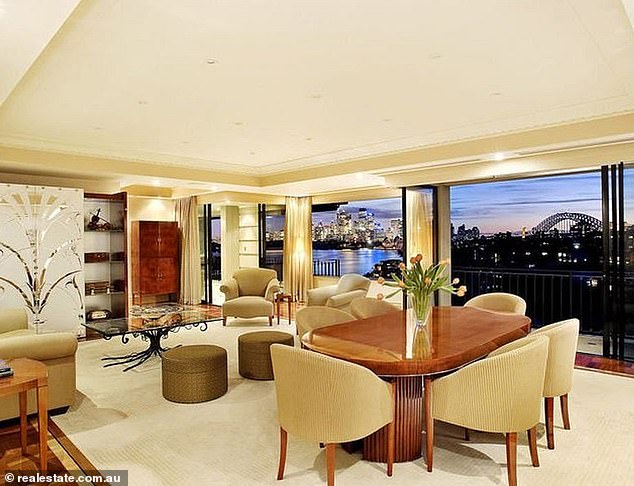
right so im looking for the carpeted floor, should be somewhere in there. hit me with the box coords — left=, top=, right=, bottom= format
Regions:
left=53, top=318, right=634, bottom=486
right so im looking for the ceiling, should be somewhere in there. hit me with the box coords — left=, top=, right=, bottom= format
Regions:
left=1, top=0, right=634, bottom=196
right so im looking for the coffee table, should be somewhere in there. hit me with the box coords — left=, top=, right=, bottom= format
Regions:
left=0, top=358, right=48, bottom=472
left=83, top=307, right=221, bottom=371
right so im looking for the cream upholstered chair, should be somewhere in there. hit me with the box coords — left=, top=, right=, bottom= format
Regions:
left=464, top=292, right=527, bottom=315
left=220, top=268, right=280, bottom=326
left=531, top=318, right=580, bottom=449
left=0, top=309, right=77, bottom=421
left=306, top=274, right=370, bottom=312
left=429, top=335, right=549, bottom=486
left=350, top=297, right=399, bottom=320
left=295, top=306, right=354, bottom=339
left=270, top=344, right=395, bottom=485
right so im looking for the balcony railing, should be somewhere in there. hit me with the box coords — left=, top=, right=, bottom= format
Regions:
left=451, top=267, right=604, bottom=334
left=263, top=254, right=342, bottom=278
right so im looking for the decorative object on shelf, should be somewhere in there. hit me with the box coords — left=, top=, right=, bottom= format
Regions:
left=86, top=208, right=113, bottom=231
left=110, top=251, right=125, bottom=262
left=378, top=254, right=466, bottom=328
left=0, top=184, right=85, bottom=334
left=85, top=252, right=110, bottom=263
left=86, top=309, right=112, bottom=321
left=86, top=280, right=110, bottom=295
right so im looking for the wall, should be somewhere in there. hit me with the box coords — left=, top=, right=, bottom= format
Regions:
left=239, top=205, right=259, bottom=268
left=221, top=206, right=240, bottom=281
left=128, top=196, right=175, bottom=222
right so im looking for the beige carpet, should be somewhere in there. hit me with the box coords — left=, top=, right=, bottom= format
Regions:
left=53, top=318, right=634, bottom=486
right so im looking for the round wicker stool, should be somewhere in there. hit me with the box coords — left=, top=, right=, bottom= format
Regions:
left=238, top=331, right=294, bottom=380
left=161, top=345, right=228, bottom=403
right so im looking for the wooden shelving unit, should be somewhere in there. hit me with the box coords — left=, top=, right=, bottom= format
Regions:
left=83, top=192, right=128, bottom=320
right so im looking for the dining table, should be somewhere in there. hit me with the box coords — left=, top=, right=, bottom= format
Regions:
left=301, top=305, right=531, bottom=464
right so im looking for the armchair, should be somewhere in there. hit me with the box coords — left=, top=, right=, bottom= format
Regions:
left=0, top=308, right=78, bottom=421
left=220, top=268, right=280, bottom=326
left=307, top=274, right=370, bottom=313
left=464, top=292, right=527, bottom=315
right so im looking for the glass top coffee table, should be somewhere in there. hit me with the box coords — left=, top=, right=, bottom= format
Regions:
left=83, top=306, right=221, bottom=371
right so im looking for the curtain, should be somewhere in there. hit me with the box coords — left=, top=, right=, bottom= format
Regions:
left=176, top=196, right=202, bottom=305
left=283, top=196, right=313, bottom=302
left=406, top=189, right=434, bottom=267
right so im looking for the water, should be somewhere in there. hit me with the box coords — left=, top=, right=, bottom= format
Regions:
left=313, top=248, right=401, bottom=276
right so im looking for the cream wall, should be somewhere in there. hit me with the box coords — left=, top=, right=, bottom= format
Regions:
left=128, top=196, right=176, bottom=222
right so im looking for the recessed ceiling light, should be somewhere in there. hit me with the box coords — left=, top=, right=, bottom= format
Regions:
left=181, top=141, right=190, bottom=144
left=138, top=100, right=148, bottom=105
left=206, top=58, right=218, bottom=65
left=490, top=92, right=503, bottom=97
left=310, top=94, right=322, bottom=99
left=428, top=53, right=443, bottom=59
left=305, top=137, right=312, bottom=141
left=383, top=118, right=392, bottom=122
left=249, top=151, right=255, bottom=155
left=93, top=126, right=103, bottom=131
left=234, top=122, right=243, bottom=126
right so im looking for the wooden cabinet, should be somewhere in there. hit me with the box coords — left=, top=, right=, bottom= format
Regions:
left=131, top=221, right=179, bottom=304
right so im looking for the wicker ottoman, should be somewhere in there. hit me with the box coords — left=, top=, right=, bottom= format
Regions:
left=161, top=345, right=228, bottom=403
left=238, top=331, right=294, bottom=380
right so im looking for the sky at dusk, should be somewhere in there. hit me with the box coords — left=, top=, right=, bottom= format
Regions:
left=450, top=172, right=603, bottom=234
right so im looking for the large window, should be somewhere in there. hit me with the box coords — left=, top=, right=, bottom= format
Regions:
left=199, top=204, right=222, bottom=304
left=312, top=198, right=403, bottom=278
left=450, top=172, right=603, bottom=337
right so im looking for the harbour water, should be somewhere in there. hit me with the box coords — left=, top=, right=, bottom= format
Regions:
left=313, top=248, right=401, bottom=276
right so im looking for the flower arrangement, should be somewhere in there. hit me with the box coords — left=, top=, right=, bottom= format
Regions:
left=376, top=254, right=466, bottom=326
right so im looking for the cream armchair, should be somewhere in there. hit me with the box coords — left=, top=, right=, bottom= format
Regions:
left=429, top=335, right=549, bottom=486
left=464, top=292, right=527, bottom=315
left=350, top=297, right=399, bottom=319
left=270, top=344, right=395, bottom=485
left=295, top=306, right=354, bottom=339
left=220, top=268, right=280, bottom=326
left=0, top=308, right=78, bottom=421
left=307, top=274, right=370, bottom=312
left=532, top=318, right=579, bottom=449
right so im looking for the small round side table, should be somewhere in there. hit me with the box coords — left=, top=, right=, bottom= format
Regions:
left=0, top=358, right=49, bottom=472
left=274, top=293, right=293, bottom=325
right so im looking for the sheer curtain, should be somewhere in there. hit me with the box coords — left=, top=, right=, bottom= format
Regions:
left=283, top=196, right=313, bottom=302
left=175, top=196, right=202, bottom=305
left=406, top=189, right=434, bottom=267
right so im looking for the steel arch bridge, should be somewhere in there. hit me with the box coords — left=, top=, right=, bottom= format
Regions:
left=531, top=212, right=602, bottom=234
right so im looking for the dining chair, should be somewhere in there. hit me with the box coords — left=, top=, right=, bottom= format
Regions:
left=464, top=292, right=527, bottom=315
left=428, top=335, right=549, bottom=486
left=270, top=344, right=395, bottom=486
left=350, top=297, right=400, bottom=319
left=294, top=306, right=354, bottom=338
left=531, top=318, right=580, bottom=449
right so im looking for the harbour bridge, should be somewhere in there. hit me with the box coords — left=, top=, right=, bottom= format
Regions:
left=531, top=212, right=602, bottom=234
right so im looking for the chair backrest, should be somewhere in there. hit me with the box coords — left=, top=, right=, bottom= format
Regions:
left=350, top=297, right=400, bottom=320
left=233, top=268, right=277, bottom=297
left=531, top=318, right=580, bottom=397
left=336, top=273, right=370, bottom=293
left=434, top=335, right=549, bottom=433
left=0, top=308, right=28, bottom=335
left=295, top=306, right=354, bottom=337
left=464, top=292, right=527, bottom=315
left=270, top=344, right=392, bottom=443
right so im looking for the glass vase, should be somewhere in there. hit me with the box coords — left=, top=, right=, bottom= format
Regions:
left=408, top=292, right=432, bottom=328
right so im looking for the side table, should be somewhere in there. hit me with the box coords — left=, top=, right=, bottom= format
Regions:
left=275, top=293, right=293, bottom=325
left=0, top=358, right=48, bottom=472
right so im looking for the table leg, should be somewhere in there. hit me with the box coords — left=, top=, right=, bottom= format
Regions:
left=37, top=385, right=48, bottom=473
left=424, top=375, right=433, bottom=472
left=19, top=391, right=27, bottom=454
left=276, top=299, right=281, bottom=325
left=363, top=376, right=423, bottom=462
left=287, top=299, right=291, bottom=325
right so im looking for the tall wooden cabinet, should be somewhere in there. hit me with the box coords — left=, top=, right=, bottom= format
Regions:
left=131, top=221, right=179, bottom=304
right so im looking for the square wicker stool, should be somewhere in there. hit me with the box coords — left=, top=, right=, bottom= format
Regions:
left=162, top=345, right=228, bottom=403
left=238, top=331, right=294, bottom=380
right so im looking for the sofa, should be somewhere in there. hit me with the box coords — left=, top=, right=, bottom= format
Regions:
left=0, top=309, right=78, bottom=421
left=306, top=273, right=370, bottom=313
left=220, top=268, right=280, bottom=326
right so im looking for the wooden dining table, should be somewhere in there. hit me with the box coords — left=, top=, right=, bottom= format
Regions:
left=301, top=306, right=531, bottom=463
